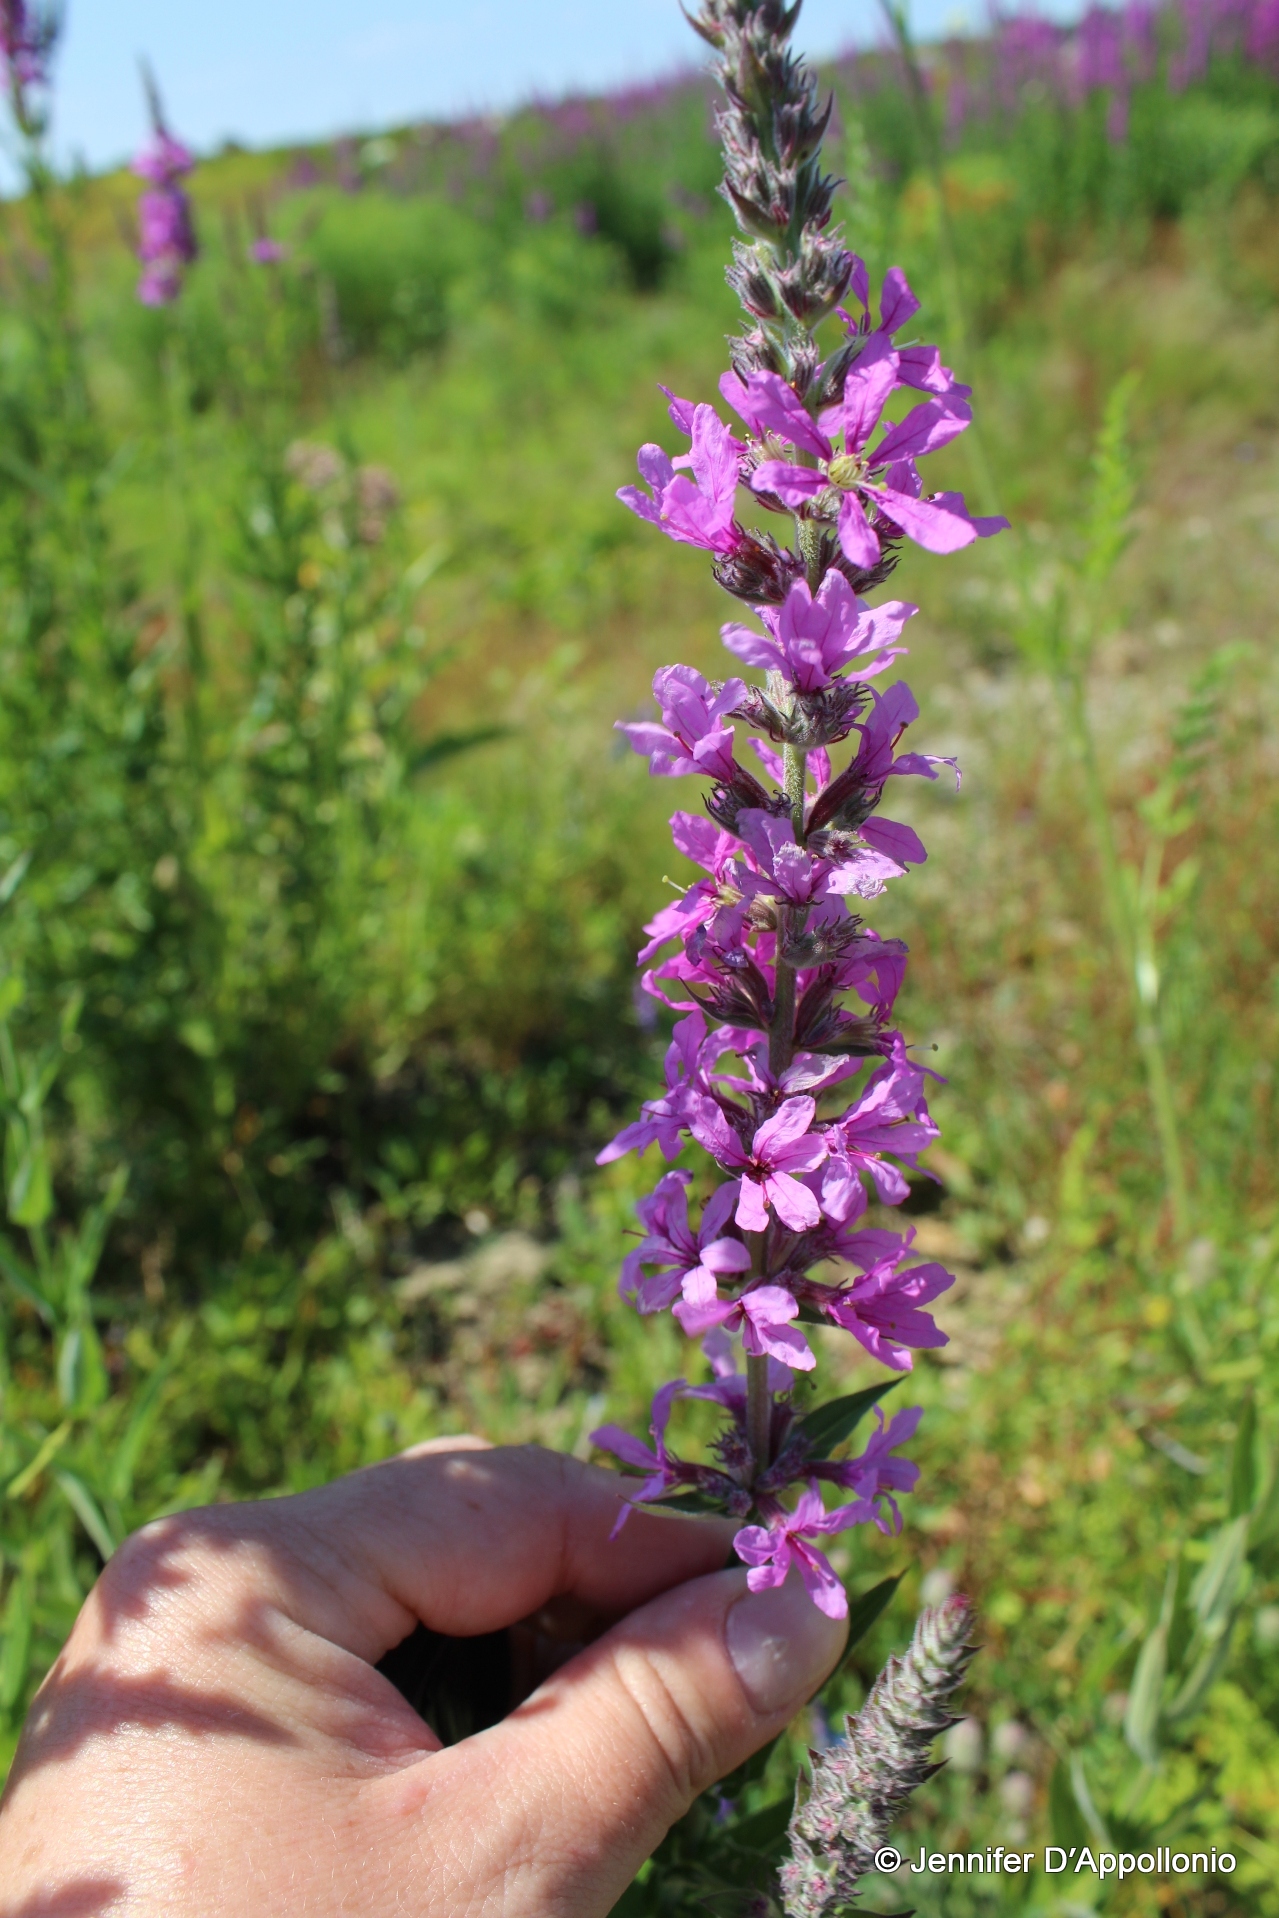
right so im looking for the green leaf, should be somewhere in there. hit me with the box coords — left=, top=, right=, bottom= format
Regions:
left=795, top=1381, right=900, bottom=1458
left=409, top=725, right=508, bottom=775
left=1123, top=1620, right=1167, bottom=1763
left=0, top=1570, right=33, bottom=1713
left=7, top=1139, right=52, bottom=1230
left=5, top=1419, right=72, bottom=1498
left=723, top=1796, right=791, bottom=1858
left=108, top=1319, right=192, bottom=1505
left=1048, top=1758, right=1090, bottom=1851
left=1230, top=1396, right=1257, bottom=1519
left=1165, top=1556, right=1193, bottom=1671
left=1190, top=1515, right=1248, bottom=1637
left=1082, top=371, right=1139, bottom=590
left=842, top=1573, right=904, bottom=1661
left=716, top=1731, right=782, bottom=1800
left=1069, top=1753, right=1112, bottom=1848
left=53, top=1468, right=119, bottom=1561
left=1165, top=1627, right=1237, bottom=1726
left=639, top=1488, right=731, bottom=1517
left=0, top=1235, right=52, bottom=1324
left=0, top=852, right=30, bottom=909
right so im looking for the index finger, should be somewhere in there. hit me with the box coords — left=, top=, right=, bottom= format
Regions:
left=94, top=1443, right=736, bottom=1667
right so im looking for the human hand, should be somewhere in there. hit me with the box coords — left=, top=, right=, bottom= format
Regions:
left=0, top=1439, right=847, bottom=1915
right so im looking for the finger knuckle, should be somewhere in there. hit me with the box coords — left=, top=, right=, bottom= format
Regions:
left=613, top=1647, right=723, bottom=1814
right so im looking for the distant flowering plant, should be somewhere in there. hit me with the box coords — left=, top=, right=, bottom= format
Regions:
left=133, top=83, right=198, bottom=308
left=592, top=0, right=1007, bottom=1622
left=0, top=0, right=58, bottom=129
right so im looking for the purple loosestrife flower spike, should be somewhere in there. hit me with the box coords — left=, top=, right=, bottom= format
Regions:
left=133, top=79, right=198, bottom=308
left=778, top=1596, right=978, bottom=1918
left=596, top=0, right=1009, bottom=1619
left=0, top=0, right=59, bottom=128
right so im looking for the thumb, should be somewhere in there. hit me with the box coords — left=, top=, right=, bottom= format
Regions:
left=394, top=1565, right=847, bottom=1918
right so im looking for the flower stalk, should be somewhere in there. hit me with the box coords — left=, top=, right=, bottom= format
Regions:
left=592, top=0, right=1007, bottom=1618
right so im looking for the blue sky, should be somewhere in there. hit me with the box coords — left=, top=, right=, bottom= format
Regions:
left=45, top=0, right=1033, bottom=174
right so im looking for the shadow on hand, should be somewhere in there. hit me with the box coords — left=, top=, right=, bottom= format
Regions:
left=0, top=1878, right=127, bottom=1915
left=11, top=1661, right=299, bottom=1790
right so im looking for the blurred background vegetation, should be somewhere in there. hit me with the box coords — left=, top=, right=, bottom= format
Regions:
left=2, top=5, right=1279, bottom=1911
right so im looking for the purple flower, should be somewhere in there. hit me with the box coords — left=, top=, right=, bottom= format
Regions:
left=819, top=1040, right=941, bottom=1214
left=804, top=680, right=959, bottom=891
left=734, top=811, right=831, bottom=908
left=745, top=334, right=1008, bottom=570
left=618, top=403, right=745, bottom=554
left=596, top=1010, right=708, bottom=1164
left=617, top=664, right=745, bottom=781
left=591, top=1380, right=686, bottom=1531
left=249, top=237, right=288, bottom=265
left=635, top=812, right=743, bottom=963
left=734, top=1483, right=872, bottom=1618
left=721, top=573, right=915, bottom=692
left=620, top=1169, right=751, bottom=1313
left=0, top=0, right=57, bottom=96
left=685, top=1326, right=797, bottom=1422
left=674, top=1278, right=816, bottom=1370
left=809, top=1237, right=954, bottom=1370
left=132, top=128, right=195, bottom=187
left=688, top=1095, right=828, bottom=1232
left=837, top=265, right=971, bottom=399
left=735, top=806, right=908, bottom=908
left=133, top=119, right=198, bottom=307
left=811, top=1406, right=924, bottom=1531
left=719, top=366, right=833, bottom=457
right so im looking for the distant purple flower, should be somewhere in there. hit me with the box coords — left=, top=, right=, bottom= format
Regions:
left=617, top=663, right=745, bottom=780
left=619, top=402, right=745, bottom=555
left=249, top=237, right=288, bottom=265
left=620, top=1169, right=750, bottom=1313
left=133, top=115, right=197, bottom=307
left=0, top=0, right=57, bottom=94
left=734, top=1482, right=873, bottom=1618
left=721, top=572, right=915, bottom=692
left=688, top=1094, right=828, bottom=1232
left=132, top=128, right=194, bottom=187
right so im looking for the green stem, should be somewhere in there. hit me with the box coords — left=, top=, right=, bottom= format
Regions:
left=797, top=517, right=826, bottom=593
left=746, top=1351, right=773, bottom=1473
left=1062, top=668, right=1191, bottom=1241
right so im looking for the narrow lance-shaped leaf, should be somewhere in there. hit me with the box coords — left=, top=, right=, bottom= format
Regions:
left=795, top=1381, right=901, bottom=1459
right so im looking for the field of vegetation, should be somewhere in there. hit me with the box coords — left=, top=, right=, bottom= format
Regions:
left=2, top=4, right=1279, bottom=1910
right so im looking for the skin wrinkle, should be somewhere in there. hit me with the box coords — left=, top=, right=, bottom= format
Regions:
left=600, top=1639, right=717, bottom=1819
